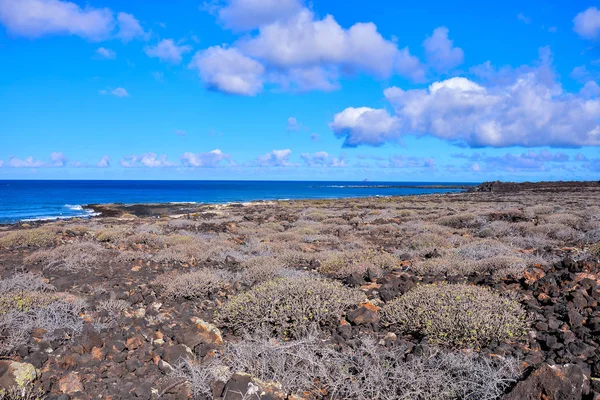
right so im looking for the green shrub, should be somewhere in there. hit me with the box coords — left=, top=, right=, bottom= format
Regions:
left=218, top=276, right=366, bottom=338
left=381, top=283, right=528, bottom=348
left=0, top=228, right=56, bottom=248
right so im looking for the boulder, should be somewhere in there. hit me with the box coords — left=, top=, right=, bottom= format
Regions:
left=177, top=318, right=223, bottom=354
left=0, top=361, right=38, bottom=390
left=347, top=302, right=380, bottom=325
left=503, top=364, right=589, bottom=400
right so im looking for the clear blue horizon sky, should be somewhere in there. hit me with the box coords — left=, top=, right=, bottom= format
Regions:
left=1, top=0, right=600, bottom=182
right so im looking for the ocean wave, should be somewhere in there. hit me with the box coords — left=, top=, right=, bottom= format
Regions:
left=169, top=202, right=198, bottom=204
left=65, top=204, right=83, bottom=211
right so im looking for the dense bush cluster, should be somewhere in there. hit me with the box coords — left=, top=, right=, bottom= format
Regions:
left=381, top=283, right=528, bottom=348
left=218, top=276, right=366, bottom=338
left=173, top=336, right=520, bottom=400
left=0, top=228, right=56, bottom=249
left=0, top=273, right=85, bottom=355
left=152, top=268, right=232, bottom=299
left=25, top=241, right=113, bottom=272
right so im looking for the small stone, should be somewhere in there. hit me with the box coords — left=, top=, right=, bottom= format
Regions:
left=162, top=344, right=194, bottom=365
left=126, top=335, right=145, bottom=350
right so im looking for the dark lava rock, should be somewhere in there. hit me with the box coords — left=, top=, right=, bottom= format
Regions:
left=503, top=364, right=589, bottom=400
left=162, top=344, right=194, bottom=365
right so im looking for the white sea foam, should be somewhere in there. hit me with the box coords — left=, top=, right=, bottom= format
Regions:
left=65, top=204, right=83, bottom=211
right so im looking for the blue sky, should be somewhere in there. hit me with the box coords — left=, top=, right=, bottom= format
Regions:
left=1, top=0, right=600, bottom=181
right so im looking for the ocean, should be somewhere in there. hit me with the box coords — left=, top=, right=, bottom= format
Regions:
left=0, top=180, right=476, bottom=223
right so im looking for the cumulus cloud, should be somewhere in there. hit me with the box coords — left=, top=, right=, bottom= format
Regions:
left=192, top=5, right=425, bottom=94
left=300, top=151, right=346, bottom=167
left=216, top=0, right=303, bottom=31
left=581, top=81, right=600, bottom=98
left=181, top=149, right=231, bottom=167
left=329, top=107, right=399, bottom=147
left=97, top=155, right=110, bottom=168
left=188, top=46, right=264, bottom=95
left=120, top=153, right=175, bottom=168
left=110, top=87, right=130, bottom=97
left=239, top=9, right=423, bottom=81
left=423, top=26, right=464, bottom=72
left=332, top=48, right=600, bottom=148
left=574, top=7, right=600, bottom=40
left=145, top=39, right=191, bottom=64
left=96, top=47, right=116, bottom=59
left=7, top=156, right=45, bottom=168
left=256, top=149, right=294, bottom=166
left=0, top=0, right=114, bottom=39
left=116, top=12, right=146, bottom=42
left=50, top=152, right=67, bottom=167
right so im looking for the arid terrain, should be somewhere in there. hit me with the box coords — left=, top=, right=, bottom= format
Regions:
left=1, top=182, right=600, bottom=399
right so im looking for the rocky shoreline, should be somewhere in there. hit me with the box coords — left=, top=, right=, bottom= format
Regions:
left=0, top=182, right=599, bottom=399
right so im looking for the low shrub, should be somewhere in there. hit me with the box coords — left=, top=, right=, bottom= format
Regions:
left=0, top=273, right=85, bottom=355
left=437, top=213, right=485, bottom=229
left=0, top=228, right=56, bottom=249
left=152, top=269, right=232, bottom=299
left=173, top=335, right=520, bottom=400
left=239, top=256, right=295, bottom=285
left=381, top=283, right=528, bottom=348
left=25, top=241, right=113, bottom=272
left=217, top=276, right=366, bottom=338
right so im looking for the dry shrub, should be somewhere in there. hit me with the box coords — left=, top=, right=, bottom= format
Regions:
left=381, top=283, right=528, bottom=348
left=318, top=250, right=398, bottom=276
left=477, top=221, right=515, bottom=239
left=95, top=226, right=130, bottom=243
left=526, top=204, right=555, bottom=217
left=217, top=276, right=365, bottom=338
left=153, top=269, right=232, bottom=299
left=173, top=335, right=520, bottom=400
left=0, top=386, right=47, bottom=400
left=0, top=273, right=85, bottom=355
left=125, top=232, right=164, bottom=248
left=437, top=213, right=485, bottom=229
left=25, top=241, right=113, bottom=272
left=240, top=256, right=294, bottom=285
left=0, top=228, right=56, bottom=249
left=584, top=229, right=600, bottom=244
left=543, top=213, right=581, bottom=228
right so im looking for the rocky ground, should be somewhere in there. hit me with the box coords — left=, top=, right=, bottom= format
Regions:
left=1, top=182, right=600, bottom=399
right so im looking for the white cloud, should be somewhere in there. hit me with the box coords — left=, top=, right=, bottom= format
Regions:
left=8, top=156, right=45, bottom=168
left=287, top=117, right=299, bottom=130
left=97, top=155, right=110, bottom=168
left=581, top=81, right=600, bottom=98
left=239, top=9, right=422, bottom=81
left=517, top=13, right=531, bottom=24
left=120, top=153, right=175, bottom=168
left=217, top=0, right=303, bottom=31
left=145, top=39, right=191, bottom=64
left=116, top=12, right=146, bottom=42
left=574, top=7, right=600, bottom=40
left=188, top=46, right=265, bottom=95
left=256, top=149, right=294, bottom=166
left=384, top=155, right=436, bottom=169
left=423, top=26, right=464, bottom=72
left=111, top=87, right=130, bottom=97
left=0, top=0, right=114, bottom=39
left=329, top=107, right=399, bottom=147
left=181, top=149, right=231, bottom=167
left=50, top=152, right=67, bottom=167
left=333, top=48, right=600, bottom=148
left=96, top=47, right=116, bottom=59
left=300, top=151, right=346, bottom=167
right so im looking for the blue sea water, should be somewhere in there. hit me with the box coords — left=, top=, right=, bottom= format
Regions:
left=0, top=180, right=476, bottom=223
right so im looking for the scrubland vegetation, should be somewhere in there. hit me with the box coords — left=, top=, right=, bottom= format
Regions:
left=0, top=184, right=600, bottom=398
